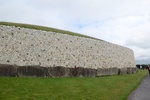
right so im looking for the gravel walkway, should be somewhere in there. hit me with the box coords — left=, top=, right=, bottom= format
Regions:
left=128, top=74, right=150, bottom=100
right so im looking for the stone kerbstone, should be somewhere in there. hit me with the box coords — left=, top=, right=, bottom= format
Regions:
left=45, top=66, right=70, bottom=77
left=132, top=67, right=138, bottom=74
left=97, top=68, right=118, bottom=76
left=0, top=64, right=138, bottom=77
left=0, top=64, right=18, bottom=77
left=17, top=66, right=46, bottom=77
left=69, top=67, right=97, bottom=77
left=127, top=68, right=133, bottom=74
left=118, top=68, right=128, bottom=75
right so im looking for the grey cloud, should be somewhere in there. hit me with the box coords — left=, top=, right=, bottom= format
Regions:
left=1, top=0, right=150, bottom=64
left=134, top=53, right=150, bottom=64
left=136, top=59, right=150, bottom=64
left=125, top=39, right=150, bottom=49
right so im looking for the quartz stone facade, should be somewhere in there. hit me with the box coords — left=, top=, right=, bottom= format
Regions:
left=0, top=25, right=137, bottom=77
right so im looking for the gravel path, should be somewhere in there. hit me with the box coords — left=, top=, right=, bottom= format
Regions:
left=128, top=74, right=150, bottom=100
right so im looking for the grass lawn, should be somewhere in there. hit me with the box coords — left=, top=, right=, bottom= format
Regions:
left=0, top=70, right=147, bottom=100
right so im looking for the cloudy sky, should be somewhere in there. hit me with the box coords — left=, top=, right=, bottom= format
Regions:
left=1, top=0, right=150, bottom=64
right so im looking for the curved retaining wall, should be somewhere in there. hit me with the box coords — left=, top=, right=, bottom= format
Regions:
left=0, top=25, right=137, bottom=77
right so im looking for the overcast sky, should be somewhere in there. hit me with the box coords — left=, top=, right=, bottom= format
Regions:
left=1, top=0, right=150, bottom=64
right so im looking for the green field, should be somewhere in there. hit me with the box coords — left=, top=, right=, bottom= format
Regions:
left=0, top=70, right=147, bottom=100
left=0, top=22, right=147, bottom=99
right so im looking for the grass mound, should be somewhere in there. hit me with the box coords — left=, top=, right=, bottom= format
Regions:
left=0, top=70, right=147, bottom=100
left=0, top=22, right=100, bottom=40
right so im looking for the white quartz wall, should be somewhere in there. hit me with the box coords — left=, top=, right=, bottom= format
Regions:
left=0, top=25, right=136, bottom=69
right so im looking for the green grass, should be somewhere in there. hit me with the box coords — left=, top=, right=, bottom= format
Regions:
left=0, top=70, right=147, bottom=100
left=0, top=22, right=101, bottom=40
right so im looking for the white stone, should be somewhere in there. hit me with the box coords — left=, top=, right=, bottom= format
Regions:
left=0, top=25, right=136, bottom=69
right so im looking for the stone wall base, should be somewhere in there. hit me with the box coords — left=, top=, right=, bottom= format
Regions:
left=0, top=64, right=138, bottom=77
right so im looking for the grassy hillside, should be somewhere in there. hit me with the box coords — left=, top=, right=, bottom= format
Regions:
left=0, top=70, right=147, bottom=100
left=0, top=22, right=101, bottom=40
